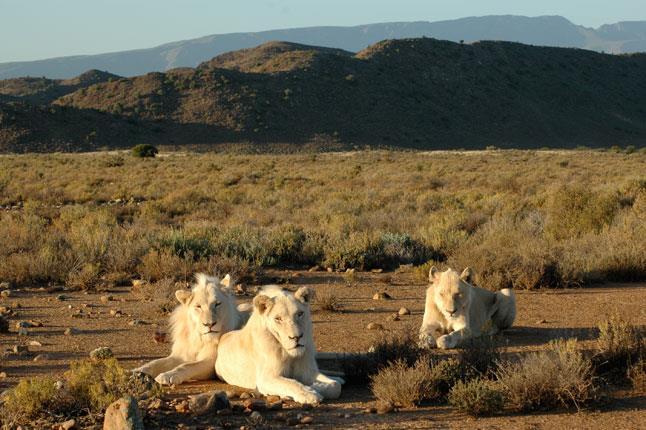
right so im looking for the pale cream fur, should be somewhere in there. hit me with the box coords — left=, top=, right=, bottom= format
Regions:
left=215, top=286, right=343, bottom=404
left=133, top=273, right=248, bottom=385
left=419, top=267, right=516, bottom=349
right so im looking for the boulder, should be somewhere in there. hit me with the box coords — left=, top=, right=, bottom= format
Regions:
left=103, top=396, right=144, bottom=430
left=188, top=391, right=229, bottom=414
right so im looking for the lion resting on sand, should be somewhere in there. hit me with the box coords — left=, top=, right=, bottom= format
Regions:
left=215, top=286, right=343, bottom=404
left=133, top=273, right=249, bottom=385
left=419, top=267, right=516, bottom=349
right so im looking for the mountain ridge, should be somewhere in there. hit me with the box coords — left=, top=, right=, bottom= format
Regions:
left=2, top=15, right=646, bottom=79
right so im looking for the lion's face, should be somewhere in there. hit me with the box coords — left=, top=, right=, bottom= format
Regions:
left=430, top=267, right=473, bottom=320
left=254, top=286, right=312, bottom=358
left=175, top=274, right=233, bottom=340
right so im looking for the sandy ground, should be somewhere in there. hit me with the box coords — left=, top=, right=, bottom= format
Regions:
left=1, top=270, right=645, bottom=429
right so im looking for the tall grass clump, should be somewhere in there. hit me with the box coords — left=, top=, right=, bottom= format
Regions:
left=593, top=315, right=644, bottom=378
left=496, top=339, right=595, bottom=411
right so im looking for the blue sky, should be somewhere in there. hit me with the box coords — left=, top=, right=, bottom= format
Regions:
left=0, top=0, right=643, bottom=62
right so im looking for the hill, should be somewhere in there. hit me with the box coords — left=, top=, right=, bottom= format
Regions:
left=1, top=15, right=646, bottom=79
left=2, top=38, right=646, bottom=152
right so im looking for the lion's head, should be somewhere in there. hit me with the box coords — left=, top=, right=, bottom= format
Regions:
left=430, top=266, right=474, bottom=319
left=172, top=273, right=237, bottom=342
left=253, top=286, right=313, bottom=358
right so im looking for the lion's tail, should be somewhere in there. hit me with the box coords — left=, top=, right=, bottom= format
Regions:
left=492, top=288, right=516, bottom=330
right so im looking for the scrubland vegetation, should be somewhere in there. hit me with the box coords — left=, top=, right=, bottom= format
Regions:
left=0, top=149, right=643, bottom=291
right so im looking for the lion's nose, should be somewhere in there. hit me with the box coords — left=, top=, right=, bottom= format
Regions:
left=288, top=334, right=303, bottom=341
left=448, top=309, right=456, bottom=316
left=203, top=321, right=216, bottom=328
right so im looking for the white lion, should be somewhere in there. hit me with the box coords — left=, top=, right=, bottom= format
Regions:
left=215, top=285, right=343, bottom=404
left=419, top=266, right=516, bottom=349
left=133, top=273, right=249, bottom=385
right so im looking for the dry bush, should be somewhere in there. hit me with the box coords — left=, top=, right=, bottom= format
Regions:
left=370, top=359, right=435, bottom=407
left=448, top=378, right=505, bottom=416
left=315, top=292, right=342, bottom=312
left=66, top=262, right=101, bottom=290
left=458, top=336, right=502, bottom=379
left=137, top=248, right=189, bottom=282
left=594, top=315, right=644, bottom=378
left=496, top=339, right=595, bottom=412
left=0, top=376, right=65, bottom=422
left=628, top=358, right=646, bottom=391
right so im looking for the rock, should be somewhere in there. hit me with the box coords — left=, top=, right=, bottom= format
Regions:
left=16, top=321, right=32, bottom=328
left=398, top=307, right=411, bottom=316
left=372, top=292, right=392, bottom=300
left=56, top=294, right=67, bottom=301
left=345, top=268, right=356, bottom=274
left=363, top=407, right=377, bottom=414
left=13, top=345, right=28, bottom=353
left=146, top=398, right=162, bottom=410
left=71, top=310, right=85, bottom=318
left=388, top=313, right=400, bottom=321
left=239, top=391, right=252, bottom=400
left=265, top=395, right=281, bottom=403
left=188, top=391, right=230, bottom=414
left=249, top=411, right=263, bottom=424
left=153, top=330, right=167, bottom=344
left=53, top=419, right=76, bottom=430
left=377, top=402, right=394, bottom=414
left=103, top=396, right=144, bottom=430
left=308, top=265, right=320, bottom=272
left=300, top=416, right=314, bottom=424
left=0, top=371, right=6, bottom=378
left=267, top=400, right=283, bottom=410
left=90, top=347, right=114, bottom=360
left=536, top=319, right=547, bottom=324
left=366, top=322, right=384, bottom=330
left=100, top=295, right=113, bottom=304
left=64, top=327, right=78, bottom=336
left=371, top=268, right=384, bottom=273
left=174, top=400, right=190, bottom=413
left=0, top=282, right=11, bottom=290
left=18, top=327, right=28, bottom=336
left=242, top=399, right=266, bottom=411
left=109, top=309, right=122, bottom=317
left=28, top=340, right=43, bottom=347
left=326, top=267, right=333, bottom=273
left=0, top=290, right=11, bottom=298
left=28, top=320, right=44, bottom=327
left=128, top=319, right=147, bottom=326
left=33, top=354, right=50, bottom=361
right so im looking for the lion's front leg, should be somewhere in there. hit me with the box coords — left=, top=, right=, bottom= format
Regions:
left=437, top=327, right=472, bottom=349
left=257, top=375, right=323, bottom=405
left=155, top=358, right=215, bottom=385
left=418, top=322, right=445, bottom=348
left=311, top=372, right=342, bottom=399
left=133, top=356, right=182, bottom=378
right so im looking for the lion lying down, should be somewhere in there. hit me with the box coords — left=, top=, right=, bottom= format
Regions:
left=133, top=273, right=250, bottom=385
left=419, top=266, right=516, bottom=349
left=216, top=286, right=343, bottom=404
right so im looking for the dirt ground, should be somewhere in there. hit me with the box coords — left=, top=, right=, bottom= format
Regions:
left=1, top=270, right=645, bottom=429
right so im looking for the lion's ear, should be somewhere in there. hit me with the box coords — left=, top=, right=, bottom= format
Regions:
left=295, top=287, right=313, bottom=304
left=460, top=267, right=474, bottom=283
left=253, top=294, right=275, bottom=315
left=429, top=266, right=439, bottom=283
left=175, top=289, right=192, bottom=305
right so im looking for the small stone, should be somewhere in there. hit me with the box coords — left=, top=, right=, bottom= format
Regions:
left=90, top=347, right=114, bottom=360
left=345, top=268, right=356, bottom=274
left=0, top=372, right=6, bottom=378
left=0, top=290, right=11, bottom=298
left=242, top=399, right=266, bottom=411
left=239, top=392, right=252, bottom=400
left=100, top=295, right=113, bottom=304
left=71, top=310, right=85, bottom=318
left=110, top=309, right=122, bottom=317
left=536, top=319, right=547, bottom=324
left=28, top=320, right=44, bottom=327
left=56, top=294, right=67, bottom=301
left=377, top=402, right=394, bottom=414
left=16, top=321, right=32, bottom=328
left=188, top=391, right=230, bottom=414
left=13, top=345, right=28, bottom=353
left=64, top=327, right=78, bottom=336
left=267, top=400, right=282, bottom=410
left=28, top=340, right=43, bottom=347
left=53, top=418, right=76, bottom=430
left=153, top=330, right=167, bottom=344
left=398, top=307, right=411, bottom=316
left=363, top=407, right=377, bottom=414
left=308, top=265, right=320, bottom=272
left=0, top=282, right=11, bottom=290
left=326, top=267, right=333, bottom=273
left=265, top=395, right=281, bottom=403
left=388, top=313, right=400, bottom=321
left=34, top=354, right=50, bottom=362
left=131, top=280, right=145, bottom=288
left=371, top=268, right=384, bottom=273
left=366, top=322, right=384, bottom=330
left=147, top=398, right=162, bottom=410
left=103, top=396, right=144, bottom=430
left=128, top=319, right=147, bottom=326
left=343, top=413, right=351, bottom=418
left=300, top=416, right=314, bottom=424
left=174, top=400, right=190, bottom=413
left=372, top=292, right=392, bottom=300
left=18, top=327, right=28, bottom=336
left=249, top=411, right=262, bottom=424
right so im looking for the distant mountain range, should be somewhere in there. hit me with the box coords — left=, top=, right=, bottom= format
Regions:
left=1, top=15, right=646, bottom=79
left=2, top=38, right=645, bottom=152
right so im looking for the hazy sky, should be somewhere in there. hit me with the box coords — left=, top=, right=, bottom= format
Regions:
left=0, top=0, right=643, bottom=62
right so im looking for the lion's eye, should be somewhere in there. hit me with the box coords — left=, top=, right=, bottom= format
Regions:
left=195, top=305, right=201, bottom=310
left=214, top=302, right=221, bottom=307
left=297, top=311, right=304, bottom=318
left=274, top=316, right=282, bottom=323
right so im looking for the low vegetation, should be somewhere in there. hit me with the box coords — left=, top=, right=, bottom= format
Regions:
left=0, top=358, right=159, bottom=425
left=0, top=150, right=644, bottom=291
left=448, top=378, right=505, bottom=416
left=315, top=292, right=343, bottom=313
left=594, top=315, right=645, bottom=380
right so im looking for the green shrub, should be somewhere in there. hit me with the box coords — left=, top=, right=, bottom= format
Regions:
left=316, top=292, right=342, bottom=313
left=370, top=359, right=435, bottom=407
left=594, top=315, right=644, bottom=378
left=448, top=378, right=505, bottom=416
left=131, top=144, right=158, bottom=158
left=1, top=376, right=63, bottom=421
left=496, top=339, right=594, bottom=412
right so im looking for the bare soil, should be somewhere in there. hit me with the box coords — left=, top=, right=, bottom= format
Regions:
left=1, top=270, right=645, bottom=429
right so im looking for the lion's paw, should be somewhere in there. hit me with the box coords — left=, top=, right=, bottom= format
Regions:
left=293, top=386, right=324, bottom=405
left=312, top=380, right=342, bottom=399
left=436, top=334, right=457, bottom=349
left=155, top=371, right=182, bottom=386
left=418, top=332, right=436, bottom=349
